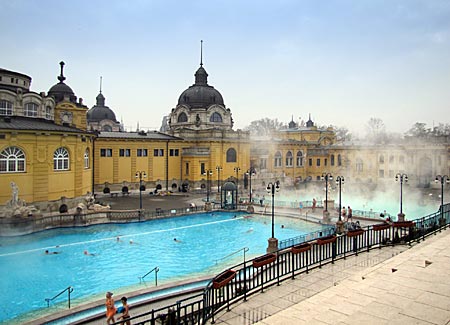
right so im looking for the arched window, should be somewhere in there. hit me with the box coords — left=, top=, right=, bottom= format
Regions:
left=356, top=158, right=363, bottom=172
left=84, top=149, right=90, bottom=169
left=331, top=154, right=335, bottom=166
left=102, top=125, right=112, bottom=132
left=0, top=100, right=13, bottom=115
left=285, top=151, right=293, bottom=167
left=24, top=102, right=38, bottom=117
left=338, top=154, right=342, bottom=166
left=210, top=112, right=222, bottom=122
left=226, top=148, right=237, bottom=162
left=274, top=151, right=282, bottom=167
left=54, top=147, right=69, bottom=171
left=296, top=151, right=304, bottom=167
left=0, top=146, right=25, bottom=172
left=177, top=112, right=188, bottom=123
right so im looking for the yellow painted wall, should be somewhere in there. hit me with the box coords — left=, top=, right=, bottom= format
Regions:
left=0, top=131, right=93, bottom=204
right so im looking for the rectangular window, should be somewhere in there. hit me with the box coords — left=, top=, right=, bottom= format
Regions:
left=45, top=106, right=52, bottom=119
left=154, top=149, right=164, bottom=157
left=379, top=169, right=384, bottom=178
left=274, top=157, right=282, bottom=167
left=0, top=100, right=13, bottom=116
left=154, top=149, right=159, bottom=156
left=137, top=149, right=148, bottom=157
left=324, top=158, right=327, bottom=166
left=170, top=149, right=180, bottom=156
left=119, top=149, right=130, bottom=157
left=185, top=162, right=189, bottom=175
left=100, top=148, right=112, bottom=157
left=260, top=158, right=267, bottom=169
left=159, top=149, right=164, bottom=156
left=200, top=163, right=205, bottom=175
left=24, top=103, right=38, bottom=117
left=316, top=159, right=320, bottom=167
left=309, top=158, right=312, bottom=167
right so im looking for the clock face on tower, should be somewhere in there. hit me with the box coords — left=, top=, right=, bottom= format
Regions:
left=60, top=111, right=73, bottom=124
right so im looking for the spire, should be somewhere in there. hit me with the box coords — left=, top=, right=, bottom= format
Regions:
left=58, top=61, right=66, bottom=83
left=200, top=40, right=203, bottom=67
left=194, top=40, right=208, bottom=85
left=96, top=76, right=105, bottom=106
left=306, top=113, right=314, bottom=127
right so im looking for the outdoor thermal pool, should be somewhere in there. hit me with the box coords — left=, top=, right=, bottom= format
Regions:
left=0, top=211, right=327, bottom=324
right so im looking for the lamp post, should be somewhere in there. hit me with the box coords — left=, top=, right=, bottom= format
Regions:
left=435, top=175, right=449, bottom=224
left=395, top=173, right=408, bottom=221
left=216, top=165, right=222, bottom=207
left=266, top=182, right=280, bottom=238
left=335, top=176, right=345, bottom=221
left=266, top=182, right=280, bottom=252
left=321, top=173, right=333, bottom=211
left=216, top=166, right=222, bottom=193
left=234, top=167, right=241, bottom=207
left=203, top=170, right=213, bottom=202
left=135, top=171, right=147, bottom=210
left=246, top=167, right=255, bottom=204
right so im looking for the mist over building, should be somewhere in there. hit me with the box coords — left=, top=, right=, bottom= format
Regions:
left=0, top=55, right=448, bottom=216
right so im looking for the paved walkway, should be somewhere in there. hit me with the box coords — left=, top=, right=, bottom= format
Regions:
left=211, top=230, right=450, bottom=325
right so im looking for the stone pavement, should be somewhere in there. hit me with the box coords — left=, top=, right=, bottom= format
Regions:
left=211, top=230, right=450, bottom=325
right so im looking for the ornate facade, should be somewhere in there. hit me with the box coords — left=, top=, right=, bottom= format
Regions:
left=0, top=59, right=449, bottom=216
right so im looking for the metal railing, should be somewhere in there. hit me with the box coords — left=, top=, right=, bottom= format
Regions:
left=278, top=226, right=335, bottom=249
left=115, top=204, right=450, bottom=325
left=138, top=266, right=159, bottom=286
left=215, top=247, right=249, bottom=265
left=45, top=286, right=73, bottom=309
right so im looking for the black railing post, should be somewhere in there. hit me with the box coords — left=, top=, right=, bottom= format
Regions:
left=277, top=254, right=280, bottom=286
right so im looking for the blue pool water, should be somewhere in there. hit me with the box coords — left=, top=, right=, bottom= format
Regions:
left=0, top=212, right=326, bottom=324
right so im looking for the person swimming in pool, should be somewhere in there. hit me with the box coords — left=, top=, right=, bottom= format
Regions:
left=174, top=238, right=182, bottom=243
left=45, top=250, right=60, bottom=255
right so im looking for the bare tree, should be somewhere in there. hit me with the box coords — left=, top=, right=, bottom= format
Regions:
left=243, top=118, right=286, bottom=136
left=333, top=126, right=352, bottom=142
left=366, top=117, right=386, bottom=143
left=405, top=122, right=430, bottom=137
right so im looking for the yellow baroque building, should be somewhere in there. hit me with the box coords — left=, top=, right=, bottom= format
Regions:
left=1, top=59, right=449, bottom=217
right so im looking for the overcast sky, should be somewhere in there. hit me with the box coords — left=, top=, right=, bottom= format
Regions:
left=2, top=0, right=450, bottom=136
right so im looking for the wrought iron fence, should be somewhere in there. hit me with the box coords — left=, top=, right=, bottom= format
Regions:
left=114, top=204, right=450, bottom=325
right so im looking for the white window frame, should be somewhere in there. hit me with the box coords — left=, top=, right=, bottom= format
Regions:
left=24, top=102, right=38, bottom=117
left=0, top=100, right=13, bottom=115
left=0, top=146, right=26, bottom=173
left=54, top=147, right=69, bottom=171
